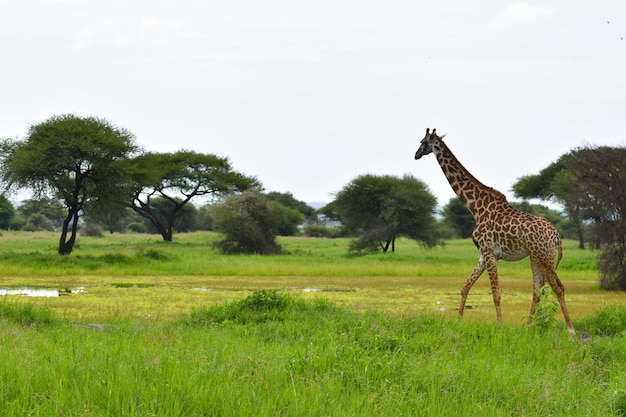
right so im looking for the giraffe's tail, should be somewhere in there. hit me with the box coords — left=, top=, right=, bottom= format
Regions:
left=555, top=235, right=563, bottom=270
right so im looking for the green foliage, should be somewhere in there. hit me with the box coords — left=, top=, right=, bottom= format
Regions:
left=528, top=285, right=559, bottom=330
left=2, top=299, right=626, bottom=415
left=81, top=223, right=104, bottom=237
left=17, top=198, right=65, bottom=229
left=304, top=224, right=336, bottom=238
left=0, top=114, right=138, bottom=255
left=0, top=194, right=15, bottom=229
left=333, top=174, right=439, bottom=253
left=265, top=191, right=314, bottom=217
left=127, top=222, right=146, bottom=233
left=211, top=190, right=282, bottom=255
left=129, top=150, right=259, bottom=242
left=599, top=243, right=626, bottom=291
left=0, top=302, right=57, bottom=327
left=141, top=197, right=198, bottom=235
left=187, top=290, right=318, bottom=325
left=440, top=197, right=475, bottom=238
left=22, top=213, right=54, bottom=232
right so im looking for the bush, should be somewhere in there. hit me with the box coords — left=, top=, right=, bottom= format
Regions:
left=81, top=223, right=104, bottom=237
left=211, top=191, right=282, bottom=255
left=22, top=213, right=54, bottom=232
left=599, top=244, right=626, bottom=290
left=304, top=224, right=334, bottom=238
left=186, top=290, right=331, bottom=325
left=127, top=222, right=146, bottom=233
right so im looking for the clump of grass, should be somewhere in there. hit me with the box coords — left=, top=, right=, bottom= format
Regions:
left=186, top=289, right=331, bottom=325
left=0, top=301, right=57, bottom=327
left=137, top=248, right=174, bottom=261
left=574, top=305, right=626, bottom=336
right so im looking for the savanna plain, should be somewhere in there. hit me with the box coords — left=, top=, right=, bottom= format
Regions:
left=2, top=231, right=626, bottom=416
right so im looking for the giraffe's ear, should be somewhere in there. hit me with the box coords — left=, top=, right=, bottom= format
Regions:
left=439, top=134, right=446, bottom=139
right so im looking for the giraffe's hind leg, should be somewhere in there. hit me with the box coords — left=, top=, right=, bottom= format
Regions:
left=527, top=260, right=545, bottom=325
left=536, top=260, right=576, bottom=336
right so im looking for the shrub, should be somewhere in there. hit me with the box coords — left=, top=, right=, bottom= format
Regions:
left=304, top=224, right=333, bottom=238
left=186, top=290, right=330, bottom=325
left=81, top=223, right=104, bottom=237
left=127, top=222, right=146, bottom=233
left=22, top=213, right=54, bottom=232
left=211, top=191, right=282, bottom=255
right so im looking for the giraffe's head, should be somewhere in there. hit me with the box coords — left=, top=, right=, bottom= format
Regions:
left=415, top=128, right=445, bottom=160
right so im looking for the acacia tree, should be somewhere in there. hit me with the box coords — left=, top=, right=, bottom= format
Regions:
left=512, top=153, right=588, bottom=248
left=0, top=114, right=138, bottom=254
left=332, top=174, right=439, bottom=253
left=514, top=145, right=626, bottom=290
left=566, top=146, right=626, bottom=290
left=128, top=150, right=259, bottom=241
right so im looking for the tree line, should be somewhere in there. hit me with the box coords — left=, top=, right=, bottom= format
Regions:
left=1, top=114, right=625, bottom=290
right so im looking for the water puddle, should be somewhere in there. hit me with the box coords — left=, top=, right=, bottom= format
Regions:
left=0, top=288, right=60, bottom=297
left=302, top=288, right=355, bottom=293
left=0, top=287, right=88, bottom=297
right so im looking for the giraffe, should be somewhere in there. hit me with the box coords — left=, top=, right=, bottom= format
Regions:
left=414, top=128, right=575, bottom=335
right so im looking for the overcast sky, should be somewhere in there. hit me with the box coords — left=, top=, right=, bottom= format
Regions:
left=1, top=1, right=624, bottom=206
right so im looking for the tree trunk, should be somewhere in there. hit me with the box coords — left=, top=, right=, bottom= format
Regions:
left=577, top=227, right=585, bottom=250
left=58, top=208, right=80, bottom=255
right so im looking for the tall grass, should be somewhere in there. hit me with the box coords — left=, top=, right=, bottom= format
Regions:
left=2, top=296, right=626, bottom=416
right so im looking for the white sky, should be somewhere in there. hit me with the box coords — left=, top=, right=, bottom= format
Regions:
left=1, top=1, right=625, bottom=206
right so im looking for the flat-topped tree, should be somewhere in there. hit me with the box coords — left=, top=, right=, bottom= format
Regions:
left=128, top=150, right=259, bottom=242
left=0, top=114, right=138, bottom=255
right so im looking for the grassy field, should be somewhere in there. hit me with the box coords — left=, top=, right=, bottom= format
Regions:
left=0, top=231, right=615, bottom=323
left=2, top=231, right=626, bottom=415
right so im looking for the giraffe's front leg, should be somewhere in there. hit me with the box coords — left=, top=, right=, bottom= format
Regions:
left=459, top=256, right=486, bottom=317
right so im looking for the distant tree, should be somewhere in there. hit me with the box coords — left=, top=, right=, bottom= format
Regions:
left=266, top=191, right=315, bottom=219
left=22, top=213, right=54, bottom=232
left=515, top=144, right=626, bottom=290
left=18, top=198, right=65, bottom=229
left=565, top=146, right=626, bottom=290
left=440, top=197, right=475, bottom=238
left=141, top=197, right=197, bottom=234
left=0, top=114, right=138, bottom=254
left=332, top=174, right=439, bottom=253
left=211, top=190, right=281, bottom=255
left=0, top=195, right=15, bottom=230
left=84, top=202, right=134, bottom=233
left=128, top=151, right=259, bottom=242
left=271, top=203, right=305, bottom=236
left=513, top=151, right=588, bottom=248
left=195, top=204, right=214, bottom=231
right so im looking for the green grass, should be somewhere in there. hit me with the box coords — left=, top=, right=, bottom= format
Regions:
left=0, top=231, right=611, bottom=324
left=0, top=230, right=624, bottom=415
left=2, top=295, right=626, bottom=416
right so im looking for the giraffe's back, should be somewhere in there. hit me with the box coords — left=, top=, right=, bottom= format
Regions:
left=474, top=204, right=560, bottom=264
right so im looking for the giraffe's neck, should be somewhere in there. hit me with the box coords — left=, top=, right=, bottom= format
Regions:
left=433, top=140, right=506, bottom=216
